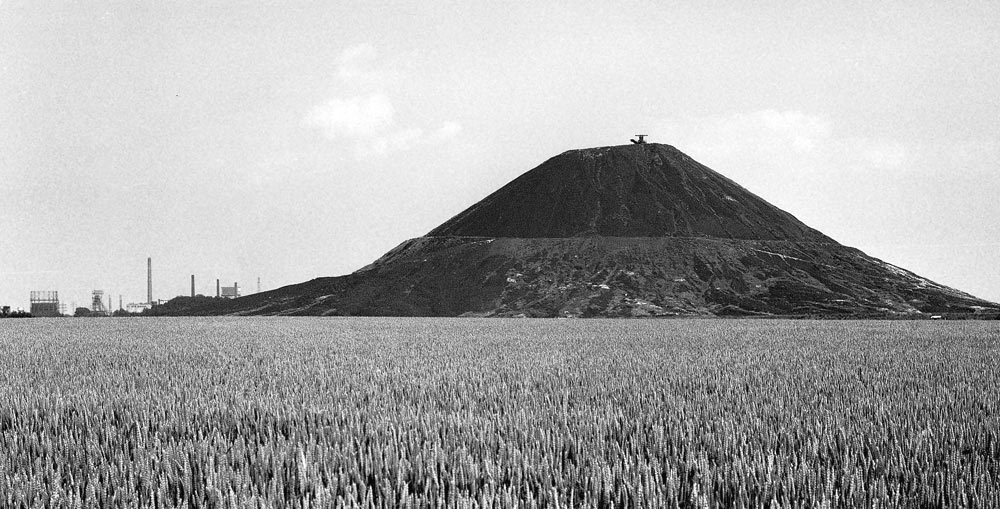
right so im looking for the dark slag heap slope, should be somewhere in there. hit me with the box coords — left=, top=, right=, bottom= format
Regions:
left=152, top=143, right=999, bottom=317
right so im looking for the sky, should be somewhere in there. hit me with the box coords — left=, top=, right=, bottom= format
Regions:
left=2, top=1, right=999, bottom=310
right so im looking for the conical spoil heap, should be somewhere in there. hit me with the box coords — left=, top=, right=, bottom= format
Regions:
left=151, top=143, right=1000, bottom=317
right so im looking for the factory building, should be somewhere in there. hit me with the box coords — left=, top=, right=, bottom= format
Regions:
left=30, top=291, right=61, bottom=317
left=220, top=282, right=240, bottom=299
left=126, top=302, right=152, bottom=314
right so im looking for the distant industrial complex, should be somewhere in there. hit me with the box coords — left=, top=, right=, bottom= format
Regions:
left=0, top=256, right=256, bottom=318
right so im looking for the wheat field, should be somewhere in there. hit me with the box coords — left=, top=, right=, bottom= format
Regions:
left=1, top=318, right=998, bottom=507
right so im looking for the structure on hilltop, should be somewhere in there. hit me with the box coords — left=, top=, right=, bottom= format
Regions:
left=149, top=143, right=1000, bottom=318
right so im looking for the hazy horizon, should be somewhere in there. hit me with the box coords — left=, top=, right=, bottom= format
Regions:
left=3, top=1, right=999, bottom=310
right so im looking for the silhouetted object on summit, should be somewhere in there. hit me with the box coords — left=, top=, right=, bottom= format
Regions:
left=630, top=134, right=647, bottom=144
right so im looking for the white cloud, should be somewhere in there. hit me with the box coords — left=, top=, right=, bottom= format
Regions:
left=652, top=110, right=919, bottom=235
left=659, top=110, right=832, bottom=162
left=656, top=110, right=914, bottom=178
left=306, top=44, right=462, bottom=161
left=355, top=122, right=463, bottom=160
left=306, top=94, right=395, bottom=139
left=305, top=94, right=461, bottom=160
left=362, top=127, right=424, bottom=158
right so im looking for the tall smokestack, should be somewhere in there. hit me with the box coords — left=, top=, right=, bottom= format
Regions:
left=216, top=279, right=220, bottom=298
left=234, top=282, right=238, bottom=298
left=191, top=275, right=195, bottom=297
left=147, top=257, right=152, bottom=304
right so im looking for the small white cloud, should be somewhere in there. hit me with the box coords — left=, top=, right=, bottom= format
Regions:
left=660, top=110, right=833, bottom=161
left=305, top=44, right=461, bottom=161
left=306, top=94, right=395, bottom=139
left=305, top=96, right=461, bottom=160
left=362, top=127, right=425, bottom=158
left=357, top=122, right=463, bottom=160
left=756, top=110, right=832, bottom=151
left=656, top=110, right=919, bottom=177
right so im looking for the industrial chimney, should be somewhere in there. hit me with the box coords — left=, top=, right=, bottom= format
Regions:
left=216, top=279, right=220, bottom=298
left=147, top=257, right=152, bottom=305
left=191, top=275, right=195, bottom=298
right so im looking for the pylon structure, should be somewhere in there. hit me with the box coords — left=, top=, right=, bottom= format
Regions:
left=92, top=290, right=107, bottom=315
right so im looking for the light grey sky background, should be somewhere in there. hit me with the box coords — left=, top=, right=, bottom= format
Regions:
left=2, top=1, right=998, bottom=310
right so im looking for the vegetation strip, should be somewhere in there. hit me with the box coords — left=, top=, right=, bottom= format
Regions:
left=1, top=318, right=998, bottom=506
